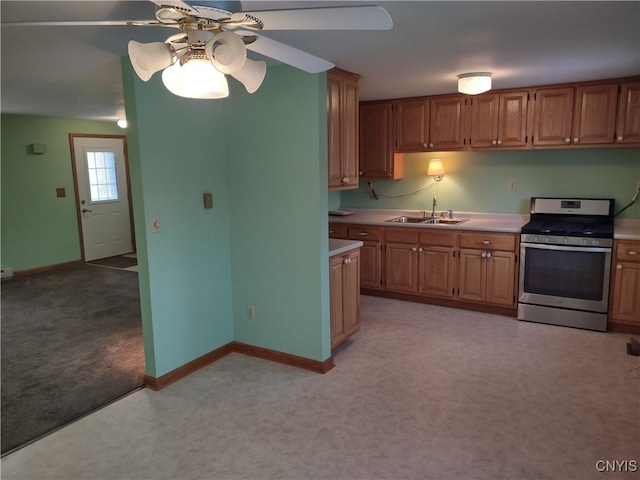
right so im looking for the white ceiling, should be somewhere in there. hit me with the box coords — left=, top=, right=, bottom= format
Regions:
left=1, top=1, right=639, bottom=123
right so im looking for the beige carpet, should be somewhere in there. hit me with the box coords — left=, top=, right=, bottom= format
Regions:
left=2, top=295, right=638, bottom=480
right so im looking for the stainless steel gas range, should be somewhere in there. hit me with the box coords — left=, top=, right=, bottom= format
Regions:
left=518, top=197, right=615, bottom=332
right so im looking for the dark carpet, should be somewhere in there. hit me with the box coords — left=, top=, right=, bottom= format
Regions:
left=1, top=264, right=145, bottom=454
left=89, top=255, right=137, bottom=269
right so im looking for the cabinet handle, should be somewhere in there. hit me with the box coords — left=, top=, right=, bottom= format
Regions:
left=496, top=140, right=502, bottom=145
left=482, top=240, right=492, bottom=245
left=564, top=138, right=571, bottom=143
left=428, top=143, right=434, bottom=148
left=617, top=135, right=623, bottom=141
left=341, top=177, right=349, bottom=184
left=343, top=258, right=351, bottom=264
left=359, top=232, right=368, bottom=236
left=481, top=252, right=487, bottom=258
left=419, top=248, right=424, bottom=253
left=329, top=230, right=334, bottom=234
left=628, top=251, right=638, bottom=255
left=412, top=247, right=417, bottom=252
left=491, top=140, right=497, bottom=146
left=617, top=264, right=622, bottom=270
left=423, top=143, right=428, bottom=148
left=486, top=252, right=492, bottom=258
left=359, top=170, right=363, bottom=175
left=573, top=137, right=579, bottom=143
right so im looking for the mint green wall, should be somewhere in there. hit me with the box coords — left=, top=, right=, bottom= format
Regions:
left=122, top=60, right=234, bottom=378
left=225, top=67, right=331, bottom=362
left=340, top=148, right=640, bottom=218
left=1, top=115, right=123, bottom=271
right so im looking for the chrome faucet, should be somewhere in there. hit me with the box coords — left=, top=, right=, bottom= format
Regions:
left=431, top=196, right=437, bottom=218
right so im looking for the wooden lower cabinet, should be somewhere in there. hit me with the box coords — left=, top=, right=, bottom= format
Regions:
left=348, top=225, right=383, bottom=290
left=458, top=232, right=517, bottom=307
left=459, top=249, right=516, bottom=306
left=610, top=240, right=640, bottom=327
left=384, top=229, right=456, bottom=299
left=329, top=249, right=361, bottom=348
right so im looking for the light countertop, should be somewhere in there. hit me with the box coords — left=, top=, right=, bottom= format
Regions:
left=329, top=208, right=528, bottom=233
left=614, top=219, right=640, bottom=241
left=329, top=239, right=363, bottom=257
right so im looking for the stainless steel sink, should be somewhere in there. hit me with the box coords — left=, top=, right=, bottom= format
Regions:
left=385, top=216, right=470, bottom=225
left=385, top=216, right=428, bottom=224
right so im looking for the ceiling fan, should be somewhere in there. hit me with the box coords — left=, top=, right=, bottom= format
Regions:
left=4, top=0, right=393, bottom=99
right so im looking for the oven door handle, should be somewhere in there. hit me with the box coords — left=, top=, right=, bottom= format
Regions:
left=520, top=242, right=612, bottom=254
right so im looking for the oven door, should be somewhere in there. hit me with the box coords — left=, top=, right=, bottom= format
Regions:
left=519, top=242, right=612, bottom=313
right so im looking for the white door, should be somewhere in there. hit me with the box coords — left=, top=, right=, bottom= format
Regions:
left=73, top=136, right=133, bottom=261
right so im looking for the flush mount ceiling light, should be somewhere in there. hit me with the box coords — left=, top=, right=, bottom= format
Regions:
left=457, top=72, right=492, bottom=95
left=7, top=2, right=392, bottom=100
left=427, top=158, right=445, bottom=181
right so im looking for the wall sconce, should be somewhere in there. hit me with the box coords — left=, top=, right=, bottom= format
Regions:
left=427, top=158, right=445, bottom=181
left=457, top=72, right=492, bottom=95
left=117, top=119, right=128, bottom=129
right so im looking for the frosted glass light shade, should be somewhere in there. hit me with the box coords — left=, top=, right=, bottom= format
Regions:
left=457, top=72, right=492, bottom=95
left=231, top=59, right=267, bottom=94
left=161, top=59, right=229, bottom=99
left=427, top=159, right=445, bottom=180
left=128, top=41, right=175, bottom=81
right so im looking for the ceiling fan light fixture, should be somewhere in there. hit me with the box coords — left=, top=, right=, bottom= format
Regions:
left=231, top=59, right=267, bottom=94
left=128, top=40, right=176, bottom=81
left=161, top=58, right=229, bottom=99
left=205, top=32, right=247, bottom=75
left=457, top=72, right=492, bottom=95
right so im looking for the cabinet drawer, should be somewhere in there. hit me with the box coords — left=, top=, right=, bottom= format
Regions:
left=616, top=242, right=640, bottom=262
left=419, top=231, right=456, bottom=247
left=460, top=233, right=516, bottom=251
left=348, top=225, right=382, bottom=241
left=329, top=223, right=348, bottom=239
left=385, top=228, right=419, bottom=244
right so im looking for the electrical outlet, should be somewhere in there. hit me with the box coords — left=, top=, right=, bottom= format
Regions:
left=508, top=180, right=517, bottom=191
left=151, top=216, right=160, bottom=233
left=247, top=305, right=255, bottom=320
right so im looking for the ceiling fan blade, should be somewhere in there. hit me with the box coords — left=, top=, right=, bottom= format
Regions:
left=148, top=0, right=198, bottom=16
left=1, top=20, right=135, bottom=27
left=236, top=30, right=334, bottom=74
left=230, top=6, right=392, bottom=31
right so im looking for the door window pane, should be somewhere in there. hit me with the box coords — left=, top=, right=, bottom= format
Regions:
left=86, top=151, right=118, bottom=202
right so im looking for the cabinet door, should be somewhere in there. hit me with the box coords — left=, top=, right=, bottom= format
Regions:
left=327, top=75, right=343, bottom=188
left=343, top=250, right=361, bottom=338
left=342, top=76, right=360, bottom=186
left=616, top=82, right=640, bottom=144
left=458, top=249, right=486, bottom=302
left=572, top=84, right=618, bottom=145
left=359, top=241, right=382, bottom=290
left=485, top=251, right=516, bottom=306
left=611, top=262, right=640, bottom=325
left=385, top=242, right=418, bottom=293
left=429, top=96, right=466, bottom=149
left=359, top=102, right=395, bottom=177
left=329, top=255, right=346, bottom=348
left=418, top=246, right=455, bottom=298
left=397, top=99, right=429, bottom=151
left=498, top=91, right=529, bottom=147
left=470, top=94, right=499, bottom=148
left=533, top=87, right=574, bottom=146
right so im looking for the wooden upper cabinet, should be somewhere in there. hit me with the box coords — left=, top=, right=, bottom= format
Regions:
left=532, top=87, right=574, bottom=146
left=572, top=84, right=618, bottom=145
left=429, top=96, right=467, bottom=150
left=533, top=84, right=619, bottom=146
left=470, top=91, right=529, bottom=148
left=360, top=101, right=403, bottom=179
left=616, top=82, right=640, bottom=144
left=396, top=98, right=429, bottom=151
left=328, top=68, right=360, bottom=190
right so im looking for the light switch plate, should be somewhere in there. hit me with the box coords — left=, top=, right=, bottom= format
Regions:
left=203, top=193, right=213, bottom=209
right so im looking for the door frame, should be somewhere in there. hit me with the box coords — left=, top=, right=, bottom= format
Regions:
left=69, top=133, right=136, bottom=262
